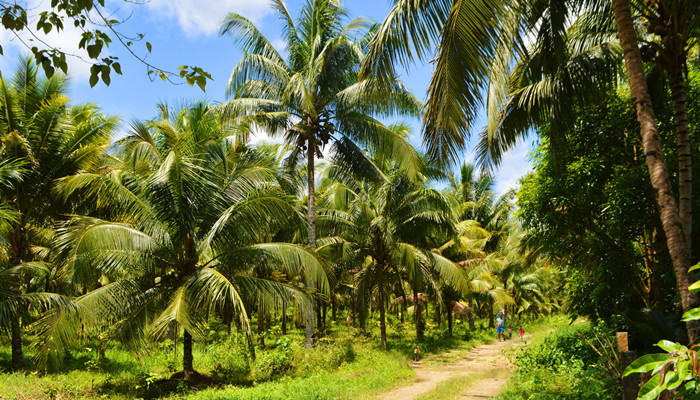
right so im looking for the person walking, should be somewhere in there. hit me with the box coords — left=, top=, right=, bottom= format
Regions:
left=519, top=325, right=525, bottom=340
left=496, top=310, right=506, bottom=342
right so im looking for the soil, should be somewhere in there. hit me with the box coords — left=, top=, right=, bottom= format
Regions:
left=377, top=337, right=527, bottom=400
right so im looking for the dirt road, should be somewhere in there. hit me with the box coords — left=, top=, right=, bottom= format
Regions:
left=377, top=338, right=525, bottom=400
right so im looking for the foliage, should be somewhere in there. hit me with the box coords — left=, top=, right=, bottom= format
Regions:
left=516, top=77, right=700, bottom=325
left=622, top=263, right=700, bottom=399
left=497, top=321, right=619, bottom=400
left=0, top=1, right=211, bottom=89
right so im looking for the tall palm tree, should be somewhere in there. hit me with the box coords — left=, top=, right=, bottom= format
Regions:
left=33, top=103, right=330, bottom=374
left=0, top=58, right=116, bottom=367
left=638, top=0, right=700, bottom=255
left=611, top=0, right=700, bottom=340
left=218, top=0, right=421, bottom=347
left=363, top=0, right=699, bottom=341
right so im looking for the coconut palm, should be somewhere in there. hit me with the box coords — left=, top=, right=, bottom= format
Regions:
left=636, top=0, right=700, bottom=255
left=33, top=103, right=330, bottom=375
left=218, top=0, right=422, bottom=347
left=316, top=143, right=468, bottom=346
left=363, top=0, right=699, bottom=341
left=0, top=58, right=116, bottom=367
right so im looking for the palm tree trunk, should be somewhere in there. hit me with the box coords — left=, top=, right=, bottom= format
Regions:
left=183, top=329, right=194, bottom=375
left=447, top=304, right=453, bottom=337
left=414, top=288, right=424, bottom=342
left=468, top=300, right=476, bottom=331
left=305, top=140, right=317, bottom=348
left=670, top=65, right=692, bottom=252
left=11, top=318, right=23, bottom=368
left=488, top=298, right=495, bottom=329
left=258, top=302, right=265, bottom=347
left=379, top=292, right=387, bottom=349
left=347, top=295, right=355, bottom=328
left=612, top=0, right=700, bottom=341
left=331, top=294, right=337, bottom=321
left=282, top=300, right=287, bottom=335
left=316, top=305, right=324, bottom=333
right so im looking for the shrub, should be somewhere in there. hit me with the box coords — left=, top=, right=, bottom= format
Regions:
left=254, top=339, right=295, bottom=380
left=209, top=335, right=251, bottom=383
left=498, top=322, right=619, bottom=400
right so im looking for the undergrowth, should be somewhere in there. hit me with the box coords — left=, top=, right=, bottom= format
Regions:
left=0, top=316, right=492, bottom=399
left=496, top=319, right=620, bottom=400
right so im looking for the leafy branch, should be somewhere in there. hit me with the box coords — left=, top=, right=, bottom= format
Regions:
left=0, top=0, right=212, bottom=90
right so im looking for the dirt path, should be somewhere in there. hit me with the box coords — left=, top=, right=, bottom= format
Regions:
left=376, top=338, right=526, bottom=400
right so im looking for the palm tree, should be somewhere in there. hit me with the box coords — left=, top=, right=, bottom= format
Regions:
left=218, top=0, right=422, bottom=347
left=638, top=0, right=700, bottom=256
left=611, top=0, right=700, bottom=340
left=317, top=143, right=468, bottom=346
left=34, top=103, right=330, bottom=375
left=0, top=58, right=116, bottom=367
left=363, top=0, right=699, bottom=341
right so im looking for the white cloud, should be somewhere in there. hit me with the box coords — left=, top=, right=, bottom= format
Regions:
left=247, top=127, right=286, bottom=147
left=146, top=0, right=273, bottom=37
left=493, top=141, right=534, bottom=195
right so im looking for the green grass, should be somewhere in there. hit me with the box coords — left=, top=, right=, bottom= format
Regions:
left=413, top=373, right=483, bottom=400
left=0, top=315, right=496, bottom=399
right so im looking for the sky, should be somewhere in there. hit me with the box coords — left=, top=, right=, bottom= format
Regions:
left=0, top=0, right=535, bottom=194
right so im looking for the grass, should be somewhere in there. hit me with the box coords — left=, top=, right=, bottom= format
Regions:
left=0, top=314, right=495, bottom=399
left=413, top=373, right=484, bottom=400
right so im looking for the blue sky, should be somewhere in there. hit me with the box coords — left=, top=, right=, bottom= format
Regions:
left=0, top=0, right=534, bottom=194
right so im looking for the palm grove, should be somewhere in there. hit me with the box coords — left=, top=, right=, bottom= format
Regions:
left=0, top=0, right=698, bottom=388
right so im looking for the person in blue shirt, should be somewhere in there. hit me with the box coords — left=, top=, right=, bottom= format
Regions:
left=496, top=310, right=506, bottom=342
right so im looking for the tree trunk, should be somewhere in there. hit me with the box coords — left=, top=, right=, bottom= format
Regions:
left=379, top=292, right=387, bottom=349
left=414, top=288, right=424, bottom=342
left=183, top=329, right=194, bottom=375
left=468, top=300, right=476, bottom=331
left=316, top=305, right=324, bottom=334
left=612, top=0, right=699, bottom=341
left=670, top=65, right=692, bottom=253
left=347, top=296, right=355, bottom=327
left=305, top=140, right=317, bottom=348
left=488, top=298, right=495, bottom=329
left=447, top=304, right=453, bottom=336
left=435, top=302, right=441, bottom=327
left=282, top=300, right=287, bottom=335
left=11, top=318, right=23, bottom=368
left=258, top=302, right=265, bottom=347
left=331, top=294, right=337, bottom=321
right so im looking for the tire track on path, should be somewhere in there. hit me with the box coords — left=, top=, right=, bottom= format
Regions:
left=376, top=337, right=527, bottom=400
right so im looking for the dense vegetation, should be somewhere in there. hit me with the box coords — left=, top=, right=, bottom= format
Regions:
left=2, top=0, right=700, bottom=399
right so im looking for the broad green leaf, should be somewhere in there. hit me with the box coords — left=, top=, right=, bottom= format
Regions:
left=683, top=307, right=700, bottom=321
left=638, top=374, right=664, bottom=400
left=689, top=280, right=700, bottom=292
left=657, top=340, right=685, bottom=353
left=624, top=353, right=671, bottom=376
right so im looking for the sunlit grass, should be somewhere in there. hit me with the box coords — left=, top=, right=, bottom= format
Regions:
left=0, top=315, right=497, bottom=399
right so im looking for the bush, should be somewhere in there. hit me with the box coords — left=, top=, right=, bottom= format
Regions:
left=497, top=322, right=619, bottom=400
left=515, top=324, right=599, bottom=372
left=254, top=338, right=295, bottom=380
left=209, top=335, right=251, bottom=383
